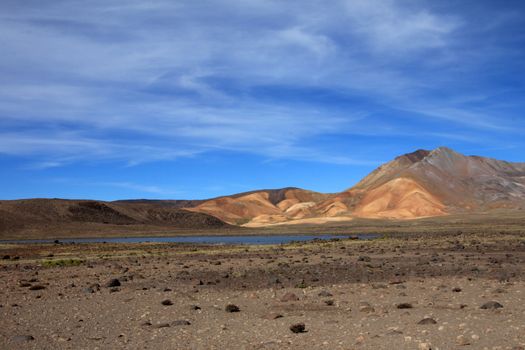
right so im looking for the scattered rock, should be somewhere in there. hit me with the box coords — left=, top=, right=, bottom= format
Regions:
left=263, top=313, right=283, bottom=320
left=396, top=303, right=413, bottom=309
left=452, top=287, right=462, bottom=292
left=386, top=329, right=403, bottom=336
left=153, top=323, right=171, bottom=328
left=290, top=323, right=306, bottom=333
left=318, top=290, right=333, bottom=297
left=456, top=335, right=470, bottom=346
left=172, top=320, right=191, bottom=326
left=28, top=285, right=46, bottom=291
left=225, top=304, right=240, bottom=312
left=12, top=335, right=34, bottom=342
left=359, top=304, right=375, bottom=313
left=358, top=256, right=371, bottom=262
left=190, top=305, right=201, bottom=310
left=480, top=301, right=503, bottom=310
left=418, top=318, right=437, bottom=325
left=280, top=292, right=299, bottom=302
left=105, top=279, right=121, bottom=288
left=161, top=299, right=173, bottom=306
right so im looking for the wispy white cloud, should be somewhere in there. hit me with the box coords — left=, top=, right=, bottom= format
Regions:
left=341, top=0, right=462, bottom=53
left=0, top=0, right=523, bottom=168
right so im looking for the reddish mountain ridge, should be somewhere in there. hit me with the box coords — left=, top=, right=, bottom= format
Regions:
left=189, top=147, right=525, bottom=226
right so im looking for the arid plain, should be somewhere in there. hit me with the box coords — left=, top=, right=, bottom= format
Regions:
left=2, top=217, right=525, bottom=350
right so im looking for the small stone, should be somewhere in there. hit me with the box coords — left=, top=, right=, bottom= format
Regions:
left=12, top=335, right=34, bottom=342
left=190, top=305, right=201, bottom=310
left=456, top=335, right=470, bottom=346
left=480, top=301, right=503, bottom=309
left=361, top=305, right=376, bottom=313
left=105, top=279, right=121, bottom=288
left=172, top=320, right=191, bottom=326
left=418, top=318, right=437, bottom=325
left=396, top=303, right=413, bottom=309
left=289, top=323, right=306, bottom=333
left=153, top=323, right=170, bottom=328
left=161, top=299, right=173, bottom=306
left=225, top=304, right=240, bottom=312
left=263, top=313, right=284, bottom=320
left=28, top=285, right=46, bottom=291
left=318, top=290, right=333, bottom=297
left=452, top=287, right=462, bottom=292
left=280, top=292, right=299, bottom=302
left=324, top=300, right=334, bottom=306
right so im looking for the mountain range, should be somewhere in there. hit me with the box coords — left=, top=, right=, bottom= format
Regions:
left=183, top=146, right=525, bottom=226
left=1, top=146, right=525, bottom=236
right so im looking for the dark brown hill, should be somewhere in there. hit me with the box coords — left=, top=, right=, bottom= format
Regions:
left=0, top=199, right=231, bottom=238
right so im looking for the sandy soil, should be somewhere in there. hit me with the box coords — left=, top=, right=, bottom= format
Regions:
left=1, top=233, right=525, bottom=349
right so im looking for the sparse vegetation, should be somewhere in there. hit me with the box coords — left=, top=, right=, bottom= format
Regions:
left=295, top=280, right=307, bottom=288
left=42, top=258, right=83, bottom=267
left=234, top=218, right=251, bottom=225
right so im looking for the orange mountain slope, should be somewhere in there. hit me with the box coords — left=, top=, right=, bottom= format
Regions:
left=188, top=147, right=525, bottom=226
left=187, top=188, right=329, bottom=225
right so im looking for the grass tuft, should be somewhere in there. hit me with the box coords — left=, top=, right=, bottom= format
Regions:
left=42, top=258, right=83, bottom=267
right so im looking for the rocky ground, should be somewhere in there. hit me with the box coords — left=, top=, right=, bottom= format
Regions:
left=1, top=233, right=525, bottom=349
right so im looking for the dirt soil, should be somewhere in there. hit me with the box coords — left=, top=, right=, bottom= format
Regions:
left=1, top=233, right=525, bottom=349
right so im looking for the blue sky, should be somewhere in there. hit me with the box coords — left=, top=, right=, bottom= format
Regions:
left=1, top=0, right=524, bottom=200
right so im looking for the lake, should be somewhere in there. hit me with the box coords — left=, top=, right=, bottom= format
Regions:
left=1, top=234, right=378, bottom=245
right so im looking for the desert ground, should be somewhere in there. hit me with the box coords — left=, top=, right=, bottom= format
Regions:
left=1, top=226, right=525, bottom=350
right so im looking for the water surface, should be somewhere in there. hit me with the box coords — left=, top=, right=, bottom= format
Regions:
left=1, top=234, right=378, bottom=245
